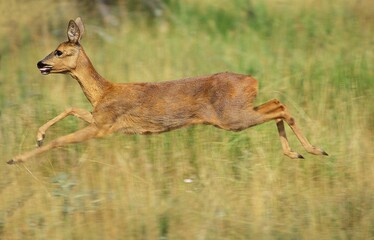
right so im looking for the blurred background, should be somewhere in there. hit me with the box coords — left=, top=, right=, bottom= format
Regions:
left=0, top=0, right=373, bottom=239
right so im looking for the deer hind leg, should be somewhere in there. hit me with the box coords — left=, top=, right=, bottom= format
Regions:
left=253, top=99, right=328, bottom=158
left=8, top=124, right=100, bottom=164
left=37, top=107, right=94, bottom=147
left=275, top=119, right=304, bottom=158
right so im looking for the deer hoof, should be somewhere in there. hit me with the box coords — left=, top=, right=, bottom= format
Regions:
left=7, top=159, right=15, bottom=165
left=307, top=146, right=329, bottom=156
left=284, top=150, right=304, bottom=159
left=37, top=140, right=44, bottom=147
left=36, top=134, right=45, bottom=147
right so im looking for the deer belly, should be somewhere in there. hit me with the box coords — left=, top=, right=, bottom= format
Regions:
left=110, top=113, right=199, bottom=135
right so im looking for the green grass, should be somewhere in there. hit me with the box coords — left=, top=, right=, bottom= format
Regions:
left=0, top=0, right=373, bottom=239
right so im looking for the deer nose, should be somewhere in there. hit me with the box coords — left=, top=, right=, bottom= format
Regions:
left=37, top=61, right=46, bottom=69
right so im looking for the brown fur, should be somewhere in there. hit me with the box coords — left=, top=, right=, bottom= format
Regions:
left=7, top=17, right=327, bottom=164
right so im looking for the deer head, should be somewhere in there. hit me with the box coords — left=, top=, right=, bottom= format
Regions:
left=37, top=17, right=85, bottom=75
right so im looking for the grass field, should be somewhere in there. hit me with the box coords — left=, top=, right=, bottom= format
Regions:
left=1, top=0, right=373, bottom=239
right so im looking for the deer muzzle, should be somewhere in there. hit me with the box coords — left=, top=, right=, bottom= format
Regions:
left=37, top=61, right=52, bottom=75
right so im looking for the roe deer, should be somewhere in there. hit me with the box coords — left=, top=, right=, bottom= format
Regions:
left=7, top=17, right=327, bottom=164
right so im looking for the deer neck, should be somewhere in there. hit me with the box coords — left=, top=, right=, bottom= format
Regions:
left=70, top=48, right=112, bottom=107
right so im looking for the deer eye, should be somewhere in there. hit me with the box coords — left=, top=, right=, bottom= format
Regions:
left=55, top=50, right=63, bottom=57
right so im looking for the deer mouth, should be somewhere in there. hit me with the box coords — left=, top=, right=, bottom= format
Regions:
left=37, top=61, right=52, bottom=75
left=39, top=66, right=52, bottom=75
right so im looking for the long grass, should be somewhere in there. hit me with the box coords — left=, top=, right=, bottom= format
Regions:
left=0, top=0, right=373, bottom=239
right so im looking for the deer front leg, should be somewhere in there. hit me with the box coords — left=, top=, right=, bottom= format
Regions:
left=37, top=107, right=93, bottom=147
left=8, top=124, right=100, bottom=164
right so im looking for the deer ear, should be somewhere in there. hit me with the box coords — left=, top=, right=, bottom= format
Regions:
left=67, top=19, right=81, bottom=43
left=75, top=17, right=85, bottom=39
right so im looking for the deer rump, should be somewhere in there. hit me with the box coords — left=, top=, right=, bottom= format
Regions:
left=93, top=72, right=259, bottom=135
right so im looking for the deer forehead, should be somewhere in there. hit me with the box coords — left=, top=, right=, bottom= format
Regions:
left=56, top=42, right=80, bottom=53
